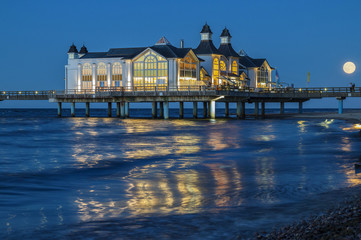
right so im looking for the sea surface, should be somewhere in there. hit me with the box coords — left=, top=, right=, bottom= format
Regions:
left=1, top=108, right=361, bottom=239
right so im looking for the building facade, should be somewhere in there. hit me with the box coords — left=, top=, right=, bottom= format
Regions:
left=65, top=24, right=274, bottom=92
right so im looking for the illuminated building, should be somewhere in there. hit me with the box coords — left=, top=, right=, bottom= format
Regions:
left=65, top=24, right=275, bottom=91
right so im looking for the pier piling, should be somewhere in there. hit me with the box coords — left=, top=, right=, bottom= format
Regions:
left=120, top=102, right=125, bottom=118
left=85, top=102, right=90, bottom=117
left=210, top=101, right=215, bottom=119
left=255, top=102, right=259, bottom=117
left=203, top=102, right=207, bottom=118
left=225, top=102, right=229, bottom=117
left=152, top=102, right=157, bottom=119
left=159, top=102, right=164, bottom=118
left=71, top=102, right=75, bottom=117
left=125, top=102, right=129, bottom=118
left=179, top=102, right=184, bottom=119
left=241, top=102, right=246, bottom=119
left=193, top=102, right=198, bottom=119
left=337, top=97, right=345, bottom=114
left=261, top=102, right=265, bottom=119
left=280, top=102, right=285, bottom=114
left=108, top=102, right=112, bottom=117
left=164, top=102, right=169, bottom=119
left=237, top=101, right=241, bottom=119
left=299, top=101, right=303, bottom=114
left=57, top=102, right=62, bottom=117
left=116, top=102, right=120, bottom=117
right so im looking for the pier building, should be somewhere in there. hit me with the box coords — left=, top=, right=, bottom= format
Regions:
left=65, top=24, right=275, bottom=92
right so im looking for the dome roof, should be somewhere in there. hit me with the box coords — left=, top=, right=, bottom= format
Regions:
left=220, top=27, right=231, bottom=37
left=200, top=23, right=212, bottom=34
left=68, top=43, right=78, bottom=53
left=79, top=45, right=88, bottom=54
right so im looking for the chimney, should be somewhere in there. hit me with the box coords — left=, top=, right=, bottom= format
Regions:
left=180, top=39, right=184, bottom=48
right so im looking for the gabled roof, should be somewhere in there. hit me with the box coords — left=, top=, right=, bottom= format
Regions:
left=239, top=56, right=257, bottom=68
left=155, top=36, right=171, bottom=45
left=80, top=43, right=199, bottom=60
left=239, top=55, right=273, bottom=69
left=218, top=44, right=239, bottom=58
left=194, top=40, right=221, bottom=55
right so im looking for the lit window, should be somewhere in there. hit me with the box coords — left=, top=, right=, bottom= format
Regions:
left=82, top=63, right=92, bottom=89
left=112, top=62, right=122, bottom=87
left=220, top=60, right=226, bottom=72
left=179, top=55, right=197, bottom=88
left=232, top=61, right=237, bottom=74
left=257, top=65, right=268, bottom=88
left=133, top=51, right=168, bottom=91
left=213, top=58, right=219, bottom=85
left=97, top=63, right=107, bottom=87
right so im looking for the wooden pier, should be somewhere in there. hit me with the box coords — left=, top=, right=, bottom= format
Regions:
left=0, top=87, right=360, bottom=119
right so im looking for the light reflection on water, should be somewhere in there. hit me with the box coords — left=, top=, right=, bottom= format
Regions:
left=1, top=112, right=361, bottom=239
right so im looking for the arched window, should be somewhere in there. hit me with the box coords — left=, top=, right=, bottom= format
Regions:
left=257, top=65, right=268, bottom=88
left=112, top=62, right=122, bottom=87
left=213, top=58, right=219, bottom=85
left=232, top=61, right=237, bottom=74
left=82, top=63, right=92, bottom=89
left=179, top=55, right=197, bottom=88
left=97, top=63, right=107, bottom=87
left=133, top=51, right=168, bottom=90
left=220, top=60, right=226, bottom=72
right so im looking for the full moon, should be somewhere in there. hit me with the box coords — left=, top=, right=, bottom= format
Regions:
left=343, top=61, right=356, bottom=74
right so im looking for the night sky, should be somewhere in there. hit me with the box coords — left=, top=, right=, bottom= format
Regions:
left=1, top=0, right=361, bottom=108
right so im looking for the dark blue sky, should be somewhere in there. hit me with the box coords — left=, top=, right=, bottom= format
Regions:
left=1, top=0, right=361, bottom=108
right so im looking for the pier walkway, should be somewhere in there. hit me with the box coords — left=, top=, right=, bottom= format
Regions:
left=0, top=87, right=360, bottom=118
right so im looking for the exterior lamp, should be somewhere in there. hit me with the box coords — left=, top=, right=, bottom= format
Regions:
left=19, top=91, right=21, bottom=94
left=35, top=91, right=38, bottom=94
left=324, top=88, right=327, bottom=91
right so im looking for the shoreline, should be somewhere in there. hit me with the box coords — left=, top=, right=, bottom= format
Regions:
left=254, top=185, right=361, bottom=240
left=250, top=110, right=361, bottom=240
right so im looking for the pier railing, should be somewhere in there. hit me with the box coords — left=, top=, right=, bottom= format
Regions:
left=1, top=87, right=361, bottom=101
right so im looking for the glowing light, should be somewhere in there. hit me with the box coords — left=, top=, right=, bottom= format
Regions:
left=354, top=124, right=361, bottom=129
left=18, top=91, right=21, bottom=94
left=343, top=62, right=356, bottom=74
left=324, top=88, right=327, bottom=91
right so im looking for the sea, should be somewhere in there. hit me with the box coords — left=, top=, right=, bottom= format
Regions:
left=1, top=108, right=361, bottom=239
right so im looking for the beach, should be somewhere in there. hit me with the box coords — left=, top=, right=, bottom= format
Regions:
left=253, top=110, right=361, bottom=240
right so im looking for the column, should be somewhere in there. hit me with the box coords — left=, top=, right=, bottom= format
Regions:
left=120, top=102, right=125, bottom=118
left=71, top=102, right=75, bottom=117
left=225, top=102, right=229, bottom=117
left=338, top=99, right=344, bottom=114
left=207, top=101, right=211, bottom=117
left=280, top=102, right=285, bottom=114
left=237, top=102, right=241, bottom=119
left=107, top=63, right=111, bottom=88
left=179, top=102, right=184, bottom=119
left=203, top=102, right=207, bottom=118
left=255, top=102, right=259, bottom=117
left=241, top=102, right=246, bottom=119
left=85, top=102, right=90, bottom=117
left=159, top=102, right=164, bottom=118
left=193, top=102, right=198, bottom=119
left=164, top=101, right=169, bottom=119
left=92, top=63, right=96, bottom=91
left=125, top=102, right=129, bottom=118
left=152, top=102, right=157, bottom=119
left=107, top=102, right=112, bottom=117
left=116, top=102, right=120, bottom=117
left=210, top=101, right=216, bottom=119
left=299, top=101, right=303, bottom=114
left=57, top=102, right=62, bottom=117
left=261, top=102, right=265, bottom=119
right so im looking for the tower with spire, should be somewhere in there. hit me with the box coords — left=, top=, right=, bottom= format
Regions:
left=67, top=43, right=78, bottom=59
